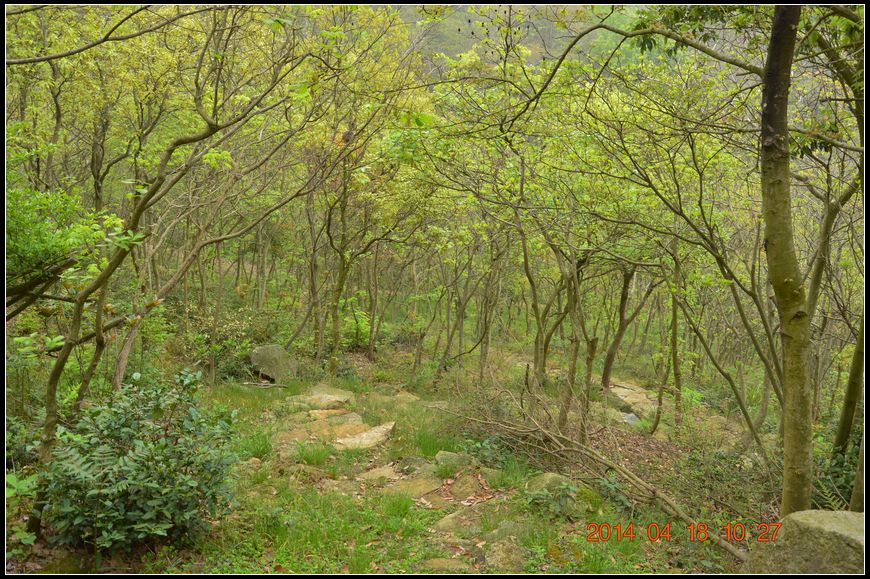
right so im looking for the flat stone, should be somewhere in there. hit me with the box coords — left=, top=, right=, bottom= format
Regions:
left=304, top=393, right=352, bottom=410
left=308, top=409, right=349, bottom=420
left=422, top=558, right=472, bottom=573
left=327, top=412, right=363, bottom=425
left=434, top=507, right=481, bottom=535
left=309, top=383, right=356, bottom=404
left=743, top=510, right=864, bottom=574
left=275, top=429, right=310, bottom=445
left=334, top=421, right=395, bottom=450
left=450, top=476, right=483, bottom=501
left=359, top=465, right=400, bottom=481
left=386, top=475, right=442, bottom=498
left=420, top=493, right=454, bottom=509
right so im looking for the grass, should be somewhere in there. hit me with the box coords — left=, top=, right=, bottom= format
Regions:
left=414, top=426, right=459, bottom=458
left=233, top=431, right=272, bottom=460
left=486, top=456, right=531, bottom=489
left=147, top=487, right=445, bottom=574
left=139, top=349, right=752, bottom=575
left=296, top=441, right=335, bottom=466
left=434, top=462, right=459, bottom=479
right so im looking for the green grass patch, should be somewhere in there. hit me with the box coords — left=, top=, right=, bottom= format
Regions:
left=233, top=431, right=272, bottom=460
left=296, top=441, right=335, bottom=466
left=414, top=426, right=458, bottom=458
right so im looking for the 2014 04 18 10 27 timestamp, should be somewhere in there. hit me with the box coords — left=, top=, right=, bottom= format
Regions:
left=584, top=522, right=782, bottom=543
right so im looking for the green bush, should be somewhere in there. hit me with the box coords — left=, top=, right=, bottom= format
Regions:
left=43, top=370, right=237, bottom=551
left=5, top=416, right=39, bottom=469
left=524, top=482, right=583, bottom=520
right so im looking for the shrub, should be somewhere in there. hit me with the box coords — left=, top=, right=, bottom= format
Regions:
left=43, top=370, right=237, bottom=552
left=6, top=472, right=38, bottom=559
left=5, top=416, right=39, bottom=469
left=524, top=482, right=582, bottom=520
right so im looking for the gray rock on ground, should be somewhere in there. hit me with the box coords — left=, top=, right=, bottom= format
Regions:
left=526, top=472, right=572, bottom=493
left=250, top=344, right=295, bottom=381
left=435, top=451, right=476, bottom=468
left=743, top=510, right=864, bottom=574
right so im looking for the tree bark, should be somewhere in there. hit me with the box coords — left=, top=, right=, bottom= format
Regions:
left=760, top=5, right=809, bottom=515
left=833, top=315, right=864, bottom=455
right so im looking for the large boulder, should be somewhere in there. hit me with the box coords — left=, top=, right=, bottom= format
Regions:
left=743, top=510, right=864, bottom=574
left=250, top=344, right=295, bottom=381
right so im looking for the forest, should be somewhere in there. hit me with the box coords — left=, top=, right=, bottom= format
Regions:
left=4, top=4, right=865, bottom=575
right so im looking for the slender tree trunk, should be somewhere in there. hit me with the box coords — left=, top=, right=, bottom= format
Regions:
left=849, top=434, right=864, bottom=512
left=760, top=5, right=809, bottom=515
left=833, top=316, right=864, bottom=455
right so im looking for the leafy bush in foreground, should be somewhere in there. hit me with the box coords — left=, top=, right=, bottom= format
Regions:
left=44, top=370, right=236, bottom=551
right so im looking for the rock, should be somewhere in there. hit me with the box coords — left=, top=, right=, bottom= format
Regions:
left=484, top=539, right=527, bottom=573
left=743, top=510, right=864, bottom=574
left=420, top=494, right=454, bottom=509
left=283, top=393, right=351, bottom=412
left=434, top=507, right=481, bottom=534
left=621, top=412, right=640, bottom=425
left=282, top=410, right=313, bottom=424
left=435, top=451, right=475, bottom=468
left=359, top=465, right=400, bottom=481
left=395, top=390, right=420, bottom=403
left=326, top=412, right=363, bottom=425
left=334, top=421, right=396, bottom=450
left=479, top=467, right=503, bottom=486
left=421, top=558, right=472, bottom=573
left=450, top=476, right=483, bottom=501
left=250, top=344, right=295, bottom=381
left=247, top=457, right=262, bottom=468
left=305, top=394, right=352, bottom=410
left=308, top=409, right=349, bottom=420
left=309, top=383, right=356, bottom=404
left=297, top=418, right=367, bottom=440
left=275, top=428, right=311, bottom=445
left=607, top=381, right=656, bottom=417
left=526, top=472, right=572, bottom=493
left=386, top=475, right=442, bottom=498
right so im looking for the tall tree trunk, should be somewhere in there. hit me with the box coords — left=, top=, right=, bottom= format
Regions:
left=833, top=316, right=864, bottom=455
left=760, top=4, right=809, bottom=515
left=849, top=434, right=864, bottom=512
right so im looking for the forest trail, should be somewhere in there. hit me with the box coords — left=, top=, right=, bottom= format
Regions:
left=255, top=381, right=530, bottom=572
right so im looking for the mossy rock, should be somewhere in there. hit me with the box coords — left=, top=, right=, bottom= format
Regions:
left=743, top=510, right=864, bottom=574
